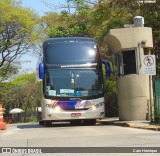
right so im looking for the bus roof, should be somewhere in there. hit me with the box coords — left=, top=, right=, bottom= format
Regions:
left=43, top=37, right=97, bottom=47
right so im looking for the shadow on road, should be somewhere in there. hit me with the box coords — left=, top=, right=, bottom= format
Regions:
left=17, top=123, right=43, bottom=129
left=17, top=122, right=107, bottom=129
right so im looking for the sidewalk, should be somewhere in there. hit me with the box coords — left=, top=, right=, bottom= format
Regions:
left=97, top=117, right=160, bottom=131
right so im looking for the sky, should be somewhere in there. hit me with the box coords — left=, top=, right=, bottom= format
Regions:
left=21, top=0, right=66, bottom=16
left=19, top=0, right=67, bottom=73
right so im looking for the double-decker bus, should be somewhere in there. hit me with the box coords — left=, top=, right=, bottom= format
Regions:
left=38, top=37, right=110, bottom=126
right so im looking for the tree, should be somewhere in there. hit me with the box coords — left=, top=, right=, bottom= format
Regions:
left=0, top=0, right=39, bottom=70
left=0, top=62, right=20, bottom=82
left=47, top=10, right=91, bottom=37
left=40, top=0, right=93, bottom=37
left=1, top=73, right=38, bottom=122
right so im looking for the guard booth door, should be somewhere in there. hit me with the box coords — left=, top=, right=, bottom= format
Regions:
left=154, top=79, right=160, bottom=122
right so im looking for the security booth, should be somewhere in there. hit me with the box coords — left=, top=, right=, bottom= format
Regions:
left=105, top=17, right=153, bottom=121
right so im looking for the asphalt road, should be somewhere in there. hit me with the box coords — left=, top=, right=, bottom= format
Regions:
left=0, top=122, right=160, bottom=156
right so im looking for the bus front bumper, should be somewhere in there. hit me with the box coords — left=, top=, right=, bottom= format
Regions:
left=43, top=105, right=105, bottom=121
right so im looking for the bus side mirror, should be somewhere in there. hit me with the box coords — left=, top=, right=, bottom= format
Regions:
left=102, top=60, right=111, bottom=78
left=39, top=62, right=44, bottom=79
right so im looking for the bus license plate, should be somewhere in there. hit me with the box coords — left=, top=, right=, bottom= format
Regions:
left=71, top=113, right=81, bottom=117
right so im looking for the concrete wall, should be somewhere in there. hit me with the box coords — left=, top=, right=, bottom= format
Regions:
left=105, top=27, right=153, bottom=53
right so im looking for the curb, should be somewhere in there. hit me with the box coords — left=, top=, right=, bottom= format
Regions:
left=114, top=122, right=160, bottom=131
left=97, top=120, right=160, bottom=131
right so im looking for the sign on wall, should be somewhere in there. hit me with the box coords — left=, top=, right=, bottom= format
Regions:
left=142, top=55, right=156, bottom=75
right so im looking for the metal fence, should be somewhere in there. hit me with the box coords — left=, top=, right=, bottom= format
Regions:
left=154, top=79, right=160, bottom=122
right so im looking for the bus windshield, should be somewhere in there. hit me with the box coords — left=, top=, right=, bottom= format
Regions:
left=43, top=42, right=99, bottom=64
left=45, top=69, right=103, bottom=97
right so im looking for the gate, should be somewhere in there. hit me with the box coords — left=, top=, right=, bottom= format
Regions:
left=154, top=79, right=160, bottom=122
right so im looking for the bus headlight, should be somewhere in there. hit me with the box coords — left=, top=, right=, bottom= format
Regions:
left=54, top=106, right=61, bottom=111
left=91, top=105, right=96, bottom=110
left=89, top=102, right=104, bottom=110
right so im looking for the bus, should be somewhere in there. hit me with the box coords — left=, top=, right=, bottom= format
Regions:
left=38, top=37, right=110, bottom=126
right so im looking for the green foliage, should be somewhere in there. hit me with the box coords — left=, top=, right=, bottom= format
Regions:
left=11, top=73, right=35, bottom=85
left=0, top=73, right=40, bottom=122
left=28, top=115, right=37, bottom=122
left=49, top=24, right=88, bottom=37
left=0, top=62, right=20, bottom=82
left=0, top=0, right=39, bottom=69
left=104, top=78, right=117, bottom=96
left=42, top=0, right=91, bottom=38
left=90, top=0, right=131, bottom=43
left=102, top=64, right=117, bottom=97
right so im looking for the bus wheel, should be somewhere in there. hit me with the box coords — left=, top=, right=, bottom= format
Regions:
left=44, top=121, right=52, bottom=127
left=39, top=121, right=44, bottom=125
left=70, top=120, right=81, bottom=126
left=83, top=119, right=96, bottom=126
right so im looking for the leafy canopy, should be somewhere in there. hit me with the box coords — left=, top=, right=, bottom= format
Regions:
left=0, top=0, right=39, bottom=69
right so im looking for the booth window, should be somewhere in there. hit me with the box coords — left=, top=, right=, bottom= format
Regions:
left=116, top=50, right=137, bottom=77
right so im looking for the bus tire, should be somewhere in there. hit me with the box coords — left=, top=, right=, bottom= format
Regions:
left=83, top=119, right=96, bottom=126
left=70, top=120, right=82, bottom=126
left=44, top=121, right=52, bottom=127
left=39, top=121, right=44, bottom=125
